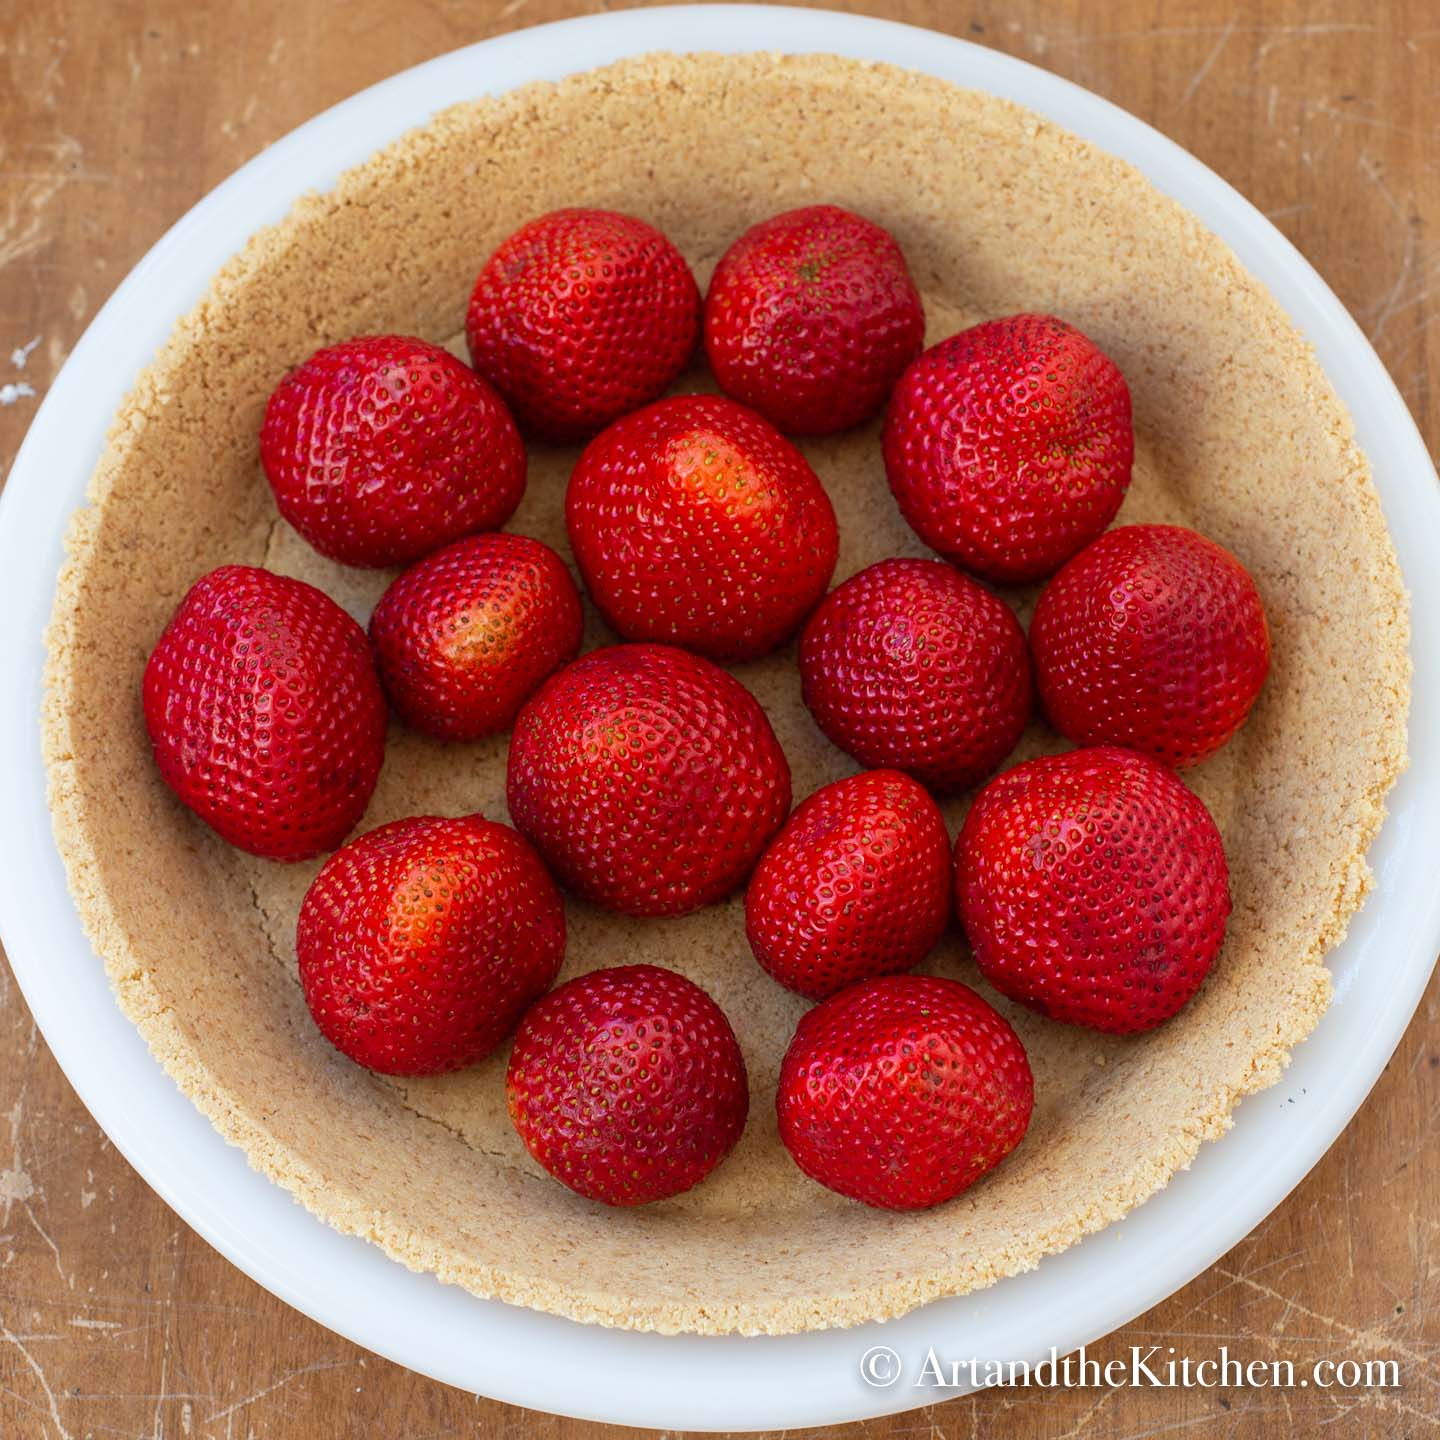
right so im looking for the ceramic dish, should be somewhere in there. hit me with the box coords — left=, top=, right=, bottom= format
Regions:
left=3, top=7, right=1437, bottom=1431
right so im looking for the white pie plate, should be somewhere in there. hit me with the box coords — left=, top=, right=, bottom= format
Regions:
left=0, top=5, right=1435, bottom=1431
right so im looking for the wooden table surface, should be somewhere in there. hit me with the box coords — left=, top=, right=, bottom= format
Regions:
left=2, top=2, right=1437, bottom=1436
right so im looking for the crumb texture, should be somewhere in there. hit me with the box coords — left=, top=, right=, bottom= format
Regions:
left=42, top=53, right=1409, bottom=1335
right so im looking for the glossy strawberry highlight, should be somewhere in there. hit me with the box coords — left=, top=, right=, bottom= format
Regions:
left=565, top=394, right=838, bottom=662
left=298, top=814, right=565, bottom=1076
left=369, top=532, right=583, bottom=742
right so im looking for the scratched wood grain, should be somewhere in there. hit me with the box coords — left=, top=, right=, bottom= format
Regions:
left=1, top=2, right=1436, bottom=1436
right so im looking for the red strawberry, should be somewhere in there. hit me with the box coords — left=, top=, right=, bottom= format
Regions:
left=507, top=644, right=791, bottom=916
left=466, top=208, right=700, bottom=443
left=369, top=532, right=582, bottom=742
left=956, top=745, right=1231, bottom=1034
left=798, top=558, right=1032, bottom=794
left=745, top=770, right=950, bottom=999
left=565, top=394, right=838, bottom=662
left=142, top=565, right=386, bottom=862
left=297, top=814, right=565, bottom=1076
left=883, top=314, right=1133, bottom=583
left=776, top=974, right=1032, bottom=1210
left=507, top=964, right=748, bottom=1206
left=260, top=334, right=525, bottom=568
left=703, top=204, right=925, bottom=435
left=1030, top=524, right=1271, bottom=768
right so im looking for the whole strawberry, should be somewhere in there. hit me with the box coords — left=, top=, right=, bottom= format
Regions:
left=466, top=208, right=700, bottom=443
left=142, top=565, right=386, bottom=861
left=260, top=334, right=525, bottom=568
left=956, top=745, right=1231, bottom=1034
left=704, top=205, right=925, bottom=435
left=798, top=558, right=1031, bottom=793
left=746, top=770, right=950, bottom=999
left=1030, top=524, right=1271, bottom=768
left=884, top=314, right=1133, bottom=583
left=776, top=974, right=1032, bottom=1210
left=298, top=815, right=565, bottom=1076
left=369, top=532, right=582, bottom=742
left=507, top=964, right=748, bottom=1206
left=507, top=644, right=791, bottom=916
left=566, top=395, right=838, bottom=662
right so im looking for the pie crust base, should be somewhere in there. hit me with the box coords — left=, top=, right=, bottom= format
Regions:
left=43, top=54, right=1410, bottom=1336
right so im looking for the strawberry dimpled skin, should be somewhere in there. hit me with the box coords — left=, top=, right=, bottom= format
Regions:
left=260, top=334, right=526, bottom=569
left=297, top=815, right=566, bottom=1076
left=506, top=644, right=791, bottom=917
left=776, top=974, right=1034, bottom=1210
left=798, top=558, right=1032, bottom=794
left=955, top=745, right=1232, bottom=1035
left=703, top=204, right=926, bottom=436
left=565, top=394, right=839, bottom=662
left=506, top=963, right=749, bottom=1206
left=142, top=564, right=387, bottom=862
left=465, top=208, right=701, bottom=444
left=369, top=532, right=583, bottom=742
left=1030, top=524, right=1271, bottom=768
left=745, top=770, right=951, bottom=999
left=883, top=314, right=1133, bottom=584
